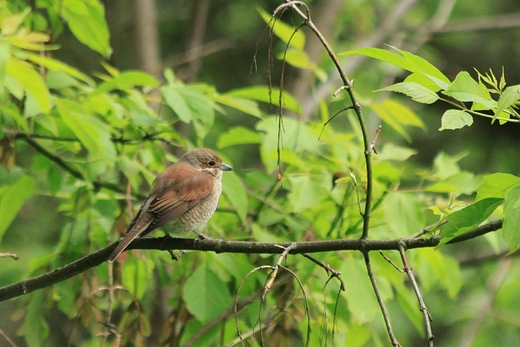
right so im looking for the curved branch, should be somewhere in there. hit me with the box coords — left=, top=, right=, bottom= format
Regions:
left=0, top=219, right=503, bottom=302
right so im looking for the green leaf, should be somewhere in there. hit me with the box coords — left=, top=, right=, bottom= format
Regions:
left=342, top=256, right=379, bottom=323
left=443, top=71, right=495, bottom=108
left=257, top=7, right=305, bottom=50
left=161, top=85, right=214, bottom=129
left=279, top=49, right=311, bottom=69
left=62, top=0, right=112, bottom=57
left=494, top=84, right=520, bottom=123
left=25, top=290, right=49, bottom=347
left=183, top=264, right=232, bottom=323
left=377, top=143, right=417, bottom=161
left=376, top=82, right=439, bottom=104
left=438, top=198, right=503, bottom=245
left=7, top=57, right=51, bottom=112
left=226, top=86, right=301, bottom=114
left=342, top=46, right=450, bottom=89
left=218, top=126, right=262, bottom=148
left=26, top=53, right=95, bottom=86
left=0, top=39, right=10, bottom=94
left=425, top=172, right=482, bottom=195
left=121, top=255, right=151, bottom=299
left=287, top=174, right=323, bottom=213
left=57, top=99, right=116, bottom=163
left=476, top=173, right=520, bottom=201
left=214, top=94, right=262, bottom=118
left=0, top=174, right=35, bottom=241
left=383, top=192, right=424, bottom=237
left=370, top=99, right=425, bottom=142
left=439, top=110, right=473, bottom=130
left=222, top=171, right=248, bottom=226
left=503, top=186, right=520, bottom=254
left=92, top=70, right=158, bottom=96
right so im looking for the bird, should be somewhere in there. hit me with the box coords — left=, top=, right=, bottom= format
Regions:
left=107, top=148, right=233, bottom=262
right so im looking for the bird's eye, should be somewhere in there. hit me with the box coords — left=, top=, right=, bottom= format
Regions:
left=208, top=160, right=215, bottom=166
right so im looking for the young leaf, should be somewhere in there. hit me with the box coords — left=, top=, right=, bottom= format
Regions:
left=376, top=82, right=439, bottom=104
left=438, top=198, right=503, bottom=246
left=439, top=110, right=473, bottom=130
left=494, top=84, right=520, bottom=123
left=502, top=185, right=520, bottom=254
left=443, top=71, right=495, bottom=109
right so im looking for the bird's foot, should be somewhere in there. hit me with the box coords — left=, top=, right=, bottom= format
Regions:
left=167, top=249, right=185, bottom=261
left=194, top=231, right=212, bottom=240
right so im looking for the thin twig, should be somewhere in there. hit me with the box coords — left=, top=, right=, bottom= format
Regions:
left=399, top=244, right=434, bottom=346
left=362, top=251, right=401, bottom=346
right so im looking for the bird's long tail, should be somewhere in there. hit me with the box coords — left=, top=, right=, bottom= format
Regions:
left=107, top=220, right=152, bottom=262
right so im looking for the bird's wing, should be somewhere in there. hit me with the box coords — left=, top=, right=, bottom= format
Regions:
left=144, top=170, right=214, bottom=233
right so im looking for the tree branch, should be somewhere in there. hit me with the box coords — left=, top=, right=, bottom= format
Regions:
left=0, top=219, right=503, bottom=302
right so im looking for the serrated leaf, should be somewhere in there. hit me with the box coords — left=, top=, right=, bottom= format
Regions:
left=503, top=185, right=520, bottom=254
left=438, top=198, right=503, bottom=246
left=439, top=110, right=473, bottom=130
left=377, top=82, right=439, bottom=104
left=443, top=71, right=495, bottom=109
left=476, top=173, right=520, bottom=201
left=183, top=265, right=232, bottom=323
left=0, top=174, right=35, bottom=241
left=494, top=84, right=520, bottom=123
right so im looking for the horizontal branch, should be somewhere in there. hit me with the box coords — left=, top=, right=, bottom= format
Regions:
left=0, top=219, right=503, bottom=302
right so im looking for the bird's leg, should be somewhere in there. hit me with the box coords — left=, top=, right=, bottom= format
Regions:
left=168, top=249, right=185, bottom=261
left=161, top=234, right=185, bottom=261
left=193, top=230, right=212, bottom=240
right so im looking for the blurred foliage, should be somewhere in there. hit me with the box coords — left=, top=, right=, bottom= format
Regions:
left=1, top=1, right=520, bottom=347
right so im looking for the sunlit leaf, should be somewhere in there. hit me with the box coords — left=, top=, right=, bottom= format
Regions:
left=439, top=110, right=473, bottom=130
left=476, top=173, right=520, bottom=201
left=222, top=171, right=248, bottom=226
left=377, top=82, right=439, bottom=104
left=62, top=0, right=112, bottom=57
left=494, top=84, right=520, bottom=123
left=258, top=7, right=305, bottom=50
left=7, top=57, right=51, bottom=112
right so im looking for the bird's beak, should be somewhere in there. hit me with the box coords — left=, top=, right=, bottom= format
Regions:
left=220, top=163, right=233, bottom=171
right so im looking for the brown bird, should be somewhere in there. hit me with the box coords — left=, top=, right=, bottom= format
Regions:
left=107, top=148, right=233, bottom=262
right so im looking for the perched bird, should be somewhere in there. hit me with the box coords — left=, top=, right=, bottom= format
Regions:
left=107, top=148, right=233, bottom=262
